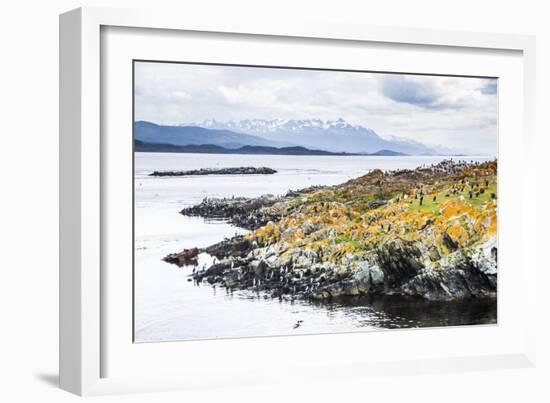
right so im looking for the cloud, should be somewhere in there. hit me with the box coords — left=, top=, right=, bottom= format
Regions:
left=481, top=81, right=498, bottom=95
left=380, top=76, right=442, bottom=109
left=379, top=75, right=498, bottom=111
left=134, top=62, right=497, bottom=155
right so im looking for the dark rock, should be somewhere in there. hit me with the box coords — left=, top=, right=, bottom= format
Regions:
left=442, top=232, right=459, bottom=251
left=204, top=236, right=254, bottom=259
left=375, top=239, right=423, bottom=288
left=401, top=265, right=496, bottom=301
left=181, top=195, right=282, bottom=230
left=163, top=247, right=199, bottom=266
left=366, top=200, right=389, bottom=210
left=150, top=166, right=277, bottom=177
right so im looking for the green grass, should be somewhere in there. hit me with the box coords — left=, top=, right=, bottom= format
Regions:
left=334, top=235, right=366, bottom=251
left=408, top=181, right=497, bottom=214
left=306, top=189, right=398, bottom=210
left=409, top=195, right=441, bottom=215
left=334, top=234, right=353, bottom=243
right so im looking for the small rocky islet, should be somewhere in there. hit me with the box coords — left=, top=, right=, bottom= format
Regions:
left=149, top=166, right=277, bottom=177
left=164, top=160, right=498, bottom=302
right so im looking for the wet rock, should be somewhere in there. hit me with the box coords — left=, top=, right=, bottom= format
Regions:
left=172, top=232, right=496, bottom=303
left=355, top=262, right=385, bottom=287
left=341, top=280, right=361, bottom=296
left=401, top=248, right=496, bottom=301
left=401, top=266, right=496, bottom=301
left=375, top=239, right=423, bottom=288
left=249, top=259, right=268, bottom=277
left=163, top=247, right=199, bottom=266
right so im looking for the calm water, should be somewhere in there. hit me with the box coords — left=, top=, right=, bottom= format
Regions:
left=134, top=152, right=496, bottom=342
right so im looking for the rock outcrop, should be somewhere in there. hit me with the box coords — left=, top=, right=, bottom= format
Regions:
left=171, top=160, right=498, bottom=302
left=187, top=236, right=496, bottom=301
left=180, top=195, right=284, bottom=230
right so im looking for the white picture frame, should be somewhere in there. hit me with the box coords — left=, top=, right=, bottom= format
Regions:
left=59, top=6, right=538, bottom=396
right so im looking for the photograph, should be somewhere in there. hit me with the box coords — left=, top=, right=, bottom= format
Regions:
left=133, top=61, right=498, bottom=343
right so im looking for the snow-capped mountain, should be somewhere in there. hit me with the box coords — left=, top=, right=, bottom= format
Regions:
left=195, top=118, right=363, bottom=134
left=185, top=118, right=443, bottom=155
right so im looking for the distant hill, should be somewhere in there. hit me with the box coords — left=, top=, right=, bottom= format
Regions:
left=370, top=149, right=408, bottom=156
left=135, top=140, right=228, bottom=154
left=135, top=139, right=406, bottom=156
left=134, top=121, right=286, bottom=149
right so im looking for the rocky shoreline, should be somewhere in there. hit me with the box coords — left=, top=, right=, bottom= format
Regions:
left=150, top=166, right=277, bottom=176
left=168, top=160, right=498, bottom=302
left=180, top=186, right=322, bottom=230
left=179, top=195, right=283, bottom=230
left=184, top=235, right=496, bottom=302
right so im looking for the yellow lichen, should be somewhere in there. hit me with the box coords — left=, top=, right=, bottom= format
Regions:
left=248, top=161, right=497, bottom=266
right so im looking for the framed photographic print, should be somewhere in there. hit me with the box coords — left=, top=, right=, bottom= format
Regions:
left=133, top=60, right=499, bottom=343
left=60, top=7, right=537, bottom=396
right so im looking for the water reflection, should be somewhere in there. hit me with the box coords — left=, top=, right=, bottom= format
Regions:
left=312, top=294, right=497, bottom=329
left=175, top=254, right=496, bottom=331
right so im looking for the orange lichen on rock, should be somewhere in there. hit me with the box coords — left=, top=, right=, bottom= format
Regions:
left=247, top=160, right=497, bottom=266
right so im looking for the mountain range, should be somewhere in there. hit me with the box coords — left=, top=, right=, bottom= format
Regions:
left=134, top=119, right=461, bottom=155
left=134, top=120, right=286, bottom=149
left=188, top=118, right=448, bottom=155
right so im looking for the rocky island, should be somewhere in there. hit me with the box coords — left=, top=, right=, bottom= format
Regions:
left=166, top=160, right=498, bottom=302
left=150, top=166, right=277, bottom=177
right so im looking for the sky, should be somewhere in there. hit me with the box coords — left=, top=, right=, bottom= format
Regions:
left=134, top=61, right=498, bottom=155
